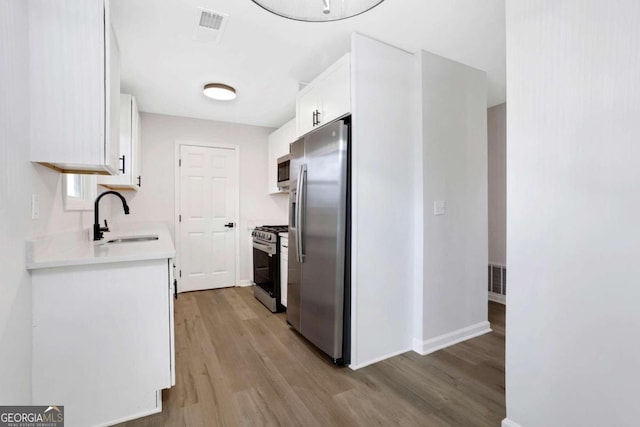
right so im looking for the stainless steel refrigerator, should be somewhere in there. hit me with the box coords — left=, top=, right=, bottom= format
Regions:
left=287, top=117, right=351, bottom=365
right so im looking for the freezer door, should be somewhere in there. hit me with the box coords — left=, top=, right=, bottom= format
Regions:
left=287, top=188, right=302, bottom=331
left=286, top=139, right=305, bottom=332
left=299, top=120, right=348, bottom=360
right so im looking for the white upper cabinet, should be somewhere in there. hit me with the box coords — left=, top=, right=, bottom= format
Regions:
left=29, top=0, right=121, bottom=175
left=296, top=54, right=351, bottom=137
left=99, top=95, right=142, bottom=190
left=268, top=118, right=296, bottom=194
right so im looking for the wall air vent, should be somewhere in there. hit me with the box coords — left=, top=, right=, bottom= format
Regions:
left=488, top=263, right=506, bottom=304
left=193, top=8, right=229, bottom=43
left=199, top=10, right=224, bottom=30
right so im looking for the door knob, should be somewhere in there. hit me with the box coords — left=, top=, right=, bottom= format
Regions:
left=224, top=222, right=235, bottom=228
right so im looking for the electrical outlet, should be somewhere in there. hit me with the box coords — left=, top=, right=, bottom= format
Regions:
left=31, top=194, right=40, bottom=219
left=434, top=200, right=446, bottom=216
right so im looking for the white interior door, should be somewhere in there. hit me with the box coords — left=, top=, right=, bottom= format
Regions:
left=178, top=145, right=238, bottom=292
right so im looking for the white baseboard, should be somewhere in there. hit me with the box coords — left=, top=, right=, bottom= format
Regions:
left=488, top=292, right=506, bottom=304
left=102, top=406, right=162, bottom=427
left=237, top=280, right=253, bottom=287
left=349, top=347, right=412, bottom=371
left=502, top=418, right=522, bottom=427
left=414, top=321, right=492, bottom=356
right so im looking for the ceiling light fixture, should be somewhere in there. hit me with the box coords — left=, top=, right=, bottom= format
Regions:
left=251, top=0, right=385, bottom=22
left=203, top=83, right=236, bottom=101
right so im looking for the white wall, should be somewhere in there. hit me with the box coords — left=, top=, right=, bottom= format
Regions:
left=0, top=0, right=32, bottom=404
left=30, top=164, right=103, bottom=237
left=350, top=33, right=416, bottom=368
left=488, top=103, right=506, bottom=265
left=505, top=1, right=640, bottom=426
left=417, top=50, right=489, bottom=354
left=108, top=113, right=288, bottom=284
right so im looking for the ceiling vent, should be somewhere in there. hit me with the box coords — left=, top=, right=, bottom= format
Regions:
left=193, top=8, right=229, bottom=43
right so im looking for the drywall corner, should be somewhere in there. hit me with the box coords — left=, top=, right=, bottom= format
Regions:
left=0, top=0, right=33, bottom=404
left=350, top=33, right=416, bottom=367
left=418, top=49, right=489, bottom=346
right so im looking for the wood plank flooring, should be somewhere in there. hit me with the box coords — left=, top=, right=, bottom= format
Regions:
left=117, top=287, right=505, bottom=427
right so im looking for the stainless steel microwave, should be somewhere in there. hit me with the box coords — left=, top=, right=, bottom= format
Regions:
left=277, top=154, right=291, bottom=190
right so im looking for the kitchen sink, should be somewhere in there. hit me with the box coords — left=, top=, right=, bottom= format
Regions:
left=105, top=235, right=159, bottom=244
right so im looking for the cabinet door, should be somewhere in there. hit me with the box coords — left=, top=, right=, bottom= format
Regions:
left=268, top=119, right=296, bottom=194
left=105, top=16, right=121, bottom=174
left=168, top=259, right=176, bottom=387
left=98, top=95, right=141, bottom=190
left=29, top=0, right=120, bottom=174
left=132, top=96, right=142, bottom=189
left=296, top=84, right=321, bottom=137
left=267, top=127, right=283, bottom=194
left=32, top=259, right=171, bottom=427
left=280, top=238, right=288, bottom=307
left=295, top=54, right=350, bottom=137
left=319, top=55, right=351, bottom=127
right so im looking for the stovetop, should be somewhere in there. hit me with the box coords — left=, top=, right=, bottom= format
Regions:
left=252, top=225, right=288, bottom=243
left=255, top=225, right=288, bottom=233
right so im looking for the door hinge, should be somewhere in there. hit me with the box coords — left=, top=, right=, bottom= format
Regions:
left=180, top=270, right=182, bottom=278
left=179, top=214, right=182, bottom=222
left=179, top=159, right=182, bottom=167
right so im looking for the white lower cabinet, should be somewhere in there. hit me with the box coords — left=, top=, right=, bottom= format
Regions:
left=32, top=258, right=175, bottom=427
left=280, top=235, right=288, bottom=307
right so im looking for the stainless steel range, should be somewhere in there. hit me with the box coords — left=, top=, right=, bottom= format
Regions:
left=252, top=225, right=288, bottom=312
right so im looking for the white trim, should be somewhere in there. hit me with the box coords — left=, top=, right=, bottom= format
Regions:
left=488, top=292, right=506, bottom=305
left=174, top=140, right=241, bottom=293
left=412, top=338, right=424, bottom=353
left=348, top=347, right=412, bottom=371
left=414, top=321, right=492, bottom=356
left=349, top=38, right=359, bottom=370
left=502, top=418, right=522, bottom=427
left=238, top=280, right=253, bottom=287
left=412, top=51, right=425, bottom=355
left=97, top=393, right=162, bottom=427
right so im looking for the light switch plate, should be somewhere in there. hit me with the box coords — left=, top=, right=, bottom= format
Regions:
left=31, top=194, right=40, bottom=219
left=434, top=200, right=446, bottom=216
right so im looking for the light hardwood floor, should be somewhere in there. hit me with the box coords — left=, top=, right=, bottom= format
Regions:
left=118, top=287, right=505, bottom=427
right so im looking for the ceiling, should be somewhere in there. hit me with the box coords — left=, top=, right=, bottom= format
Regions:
left=111, top=0, right=505, bottom=129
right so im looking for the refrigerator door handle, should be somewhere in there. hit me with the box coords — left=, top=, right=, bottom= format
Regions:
left=296, top=164, right=307, bottom=263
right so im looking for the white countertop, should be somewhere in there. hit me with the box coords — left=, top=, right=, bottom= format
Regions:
left=279, top=231, right=289, bottom=238
left=26, top=222, right=176, bottom=270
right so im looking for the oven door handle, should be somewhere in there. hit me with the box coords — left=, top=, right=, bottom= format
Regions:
left=253, top=240, right=276, bottom=256
left=295, top=164, right=306, bottom=263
